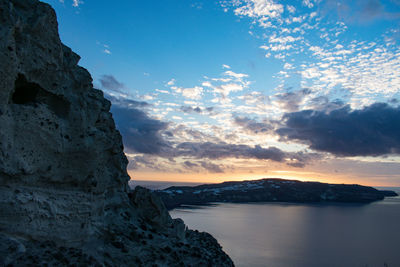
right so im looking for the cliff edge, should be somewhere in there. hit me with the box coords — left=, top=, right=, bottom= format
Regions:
left=0, top=0, right=233, bottom=265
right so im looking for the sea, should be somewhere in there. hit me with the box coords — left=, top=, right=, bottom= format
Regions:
left=130, top=181, right=400, bottom=267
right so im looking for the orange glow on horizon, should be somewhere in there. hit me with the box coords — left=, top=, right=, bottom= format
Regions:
left=128, top=170, right=400, bottom=187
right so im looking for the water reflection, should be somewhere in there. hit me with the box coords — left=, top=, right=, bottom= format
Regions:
left=171, top=197, right=400, bottom=267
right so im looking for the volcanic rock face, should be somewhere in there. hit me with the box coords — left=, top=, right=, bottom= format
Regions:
left=0, top=0, right=233, bottom=265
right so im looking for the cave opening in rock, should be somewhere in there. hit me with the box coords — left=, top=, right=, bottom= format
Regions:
left=12, top=73, right=70, bottom=118
left=12, top=74, right=41, bottom=105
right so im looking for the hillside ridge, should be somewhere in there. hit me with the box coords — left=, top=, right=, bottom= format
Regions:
left=156, top=178, right=398, bottom=210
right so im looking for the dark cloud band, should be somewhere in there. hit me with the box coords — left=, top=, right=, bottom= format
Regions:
left=277, top=103, right=400, bottom=156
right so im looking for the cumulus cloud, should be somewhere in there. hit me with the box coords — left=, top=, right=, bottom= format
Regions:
left=218, top=83, right=245, bottom=95
left=277, top=103, right=400, bottom=156
left=171, top=86, right=203, bottom=100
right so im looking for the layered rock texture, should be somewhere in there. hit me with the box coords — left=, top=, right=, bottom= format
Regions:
left=0, top=0, right=233, bottom=265
left=157, top=178, right=398, bottom=210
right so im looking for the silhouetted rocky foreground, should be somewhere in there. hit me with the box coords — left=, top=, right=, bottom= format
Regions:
left=0, top=0, right=233, bottom=265
left=157, top=178, right=398, bottom=210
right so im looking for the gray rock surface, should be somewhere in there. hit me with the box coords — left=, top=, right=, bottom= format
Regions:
left=0, top=0, right=234, bottom=265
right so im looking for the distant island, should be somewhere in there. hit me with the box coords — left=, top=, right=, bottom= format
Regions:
left=156, top=178, right=398, bottom=210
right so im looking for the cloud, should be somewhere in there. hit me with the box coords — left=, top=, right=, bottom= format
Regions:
left=283, top=63, right=294, bottom=69
left=155, top=89, right=170, bottom=94
left=306, top=97, right=345, bottom=112
left=176, top=142, right=285, bottom=162
left=301, top=40, right=400, bottom=106
left=302, top=0, right=316, bottom=8
left=224, top=70, right=249, bottom=80
left=324, top=0, right=400, bottom=23
left=234, top=116, right=273, bottom=134
left=173, top=142, right=314, bottom=167
left=99, top=75, right=125, bottom=93
left=180, top=106, right=214, bottom=114
left=167, top=79, right=176, bottom=86
left=181, top=106, right=202, bottom=114
left=59, top=0, right=83, bottom=7
left=200, top=161, right=224, bottom=173
left=100, top=75, right=152, bottom=110
left=171, top=86, right=203, bottom=100
left=72, top=0, right=82, bottom=7
left=287, top=5, right=296, bottom=13
left=204, top=70, right=251, bottom=101
left=104, top=93, right=150, bottom=109
left=108, top=98, right=313, bottom=169
left=111, top=104, right=170, bottom=155
left=183, top=161, right=198, bottom=168
left=277, top=103, right=400, bottom=156
left=218, top=83, right=245, bottom=95
left=228, top=0, right=285, bottom=28
left=269, top=34, right=302, bottom=44
left=128, top=155, right=161, bottom=170
left=273, top=88, right=312, bottom=112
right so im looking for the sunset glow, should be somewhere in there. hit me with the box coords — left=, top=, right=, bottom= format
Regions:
left=44, top=0, right=400, bottom=187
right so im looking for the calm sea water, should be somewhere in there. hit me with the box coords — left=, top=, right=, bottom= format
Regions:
left=170, top=189, right=400, bottom=267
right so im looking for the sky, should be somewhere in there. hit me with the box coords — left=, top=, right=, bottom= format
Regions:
left=42, top=0, right=400, bottom=186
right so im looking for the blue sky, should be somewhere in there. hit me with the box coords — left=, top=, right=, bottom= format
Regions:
left=43, top=0, right=400, bottom=185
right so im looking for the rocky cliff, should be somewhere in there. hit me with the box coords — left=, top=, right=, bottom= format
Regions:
left=157, top=178, right=398, bottom=210
left=0, top=0, right=233, bottom=265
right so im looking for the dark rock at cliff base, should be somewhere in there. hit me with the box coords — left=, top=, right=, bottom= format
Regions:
left=156, top=178, right=398, bottom=210
left=0, top=0, right=233, bottom=265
